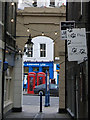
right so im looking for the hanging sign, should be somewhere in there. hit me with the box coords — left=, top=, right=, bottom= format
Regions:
left=67, top=28, right=87, bottom=61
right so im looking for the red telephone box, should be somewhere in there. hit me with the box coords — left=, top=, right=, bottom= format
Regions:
left=27, top=72, right=36, bottom=94
left=37, top=72, right=45, bottom=85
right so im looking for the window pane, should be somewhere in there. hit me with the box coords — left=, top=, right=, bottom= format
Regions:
left=43, top=44, right=45, bottom=50
left=33, top=67, right=39, bottom=71
left=40, top=44, right=46, bottom=57
left=42, top=44, right=44, bottom=49
left=44, top=51, right=46, bottom=57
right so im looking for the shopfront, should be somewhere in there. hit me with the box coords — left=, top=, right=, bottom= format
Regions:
left=23, top=61, right=53, bottom=90
left=24, top=61, right=53, bottom=78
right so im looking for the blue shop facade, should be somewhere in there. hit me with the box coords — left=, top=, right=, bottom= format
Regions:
left=23, top=61, right=54, bottom=89
left=24, top=61, right=53, bottom=78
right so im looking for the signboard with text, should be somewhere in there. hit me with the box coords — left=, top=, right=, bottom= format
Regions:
left=60, top=21, right=75, bottom=40
left=67, top=28, right=87, bottom=61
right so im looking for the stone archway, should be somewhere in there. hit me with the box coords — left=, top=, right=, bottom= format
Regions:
left=15, top=6, right=66, bottom=112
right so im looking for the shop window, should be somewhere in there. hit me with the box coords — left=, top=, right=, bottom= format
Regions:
left=42, top=67, right=49, bottom=73
left=24, top=66, right=29, bottom=73
left=40, top=44, right=46, bottom=57
left=33, top=67, right=39, bottom=72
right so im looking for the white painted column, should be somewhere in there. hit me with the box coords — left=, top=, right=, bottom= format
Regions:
left=13, top=54, right=23, bottom=112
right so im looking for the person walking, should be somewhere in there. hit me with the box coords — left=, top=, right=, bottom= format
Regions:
left=23, top=75, right=27, bottom=92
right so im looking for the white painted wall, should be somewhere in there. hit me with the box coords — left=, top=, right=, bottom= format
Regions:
left=23, top=36, right=54, bottom=62
left=54, top=64, right=57, bottom=84
left=18, top=0, right=66, bottom=9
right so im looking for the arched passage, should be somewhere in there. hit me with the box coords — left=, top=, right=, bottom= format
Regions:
left=15, top=6, right=66, bottom=113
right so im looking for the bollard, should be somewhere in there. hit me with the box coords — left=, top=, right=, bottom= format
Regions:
left=45, top=70, right=50, bottom=107
left=40, top=92, right=42, bottom=112
left=45, top=70, right=48, bottom=107
left=47, top=91, right=50, bottom=106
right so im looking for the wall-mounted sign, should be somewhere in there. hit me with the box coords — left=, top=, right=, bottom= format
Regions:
left=60, top=21, right=75, bottom=40
left=61, top=30, right=67, bottom=40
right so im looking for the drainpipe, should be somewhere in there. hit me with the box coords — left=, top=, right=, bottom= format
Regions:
left=65, top=0, right=68, bottom=111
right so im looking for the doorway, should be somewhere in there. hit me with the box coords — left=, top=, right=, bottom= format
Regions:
left=42, top=67, right=49, bottom=73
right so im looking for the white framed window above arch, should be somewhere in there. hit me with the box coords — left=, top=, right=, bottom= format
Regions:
left=23, top=36, right=54, bottom=62
left=40, top=43, right=46, bottom=57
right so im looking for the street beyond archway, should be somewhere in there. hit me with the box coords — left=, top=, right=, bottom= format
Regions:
left=23, top=95, right=59, bottom=113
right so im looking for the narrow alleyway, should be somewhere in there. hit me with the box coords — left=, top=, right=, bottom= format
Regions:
left=5, top=95, right=72, bottom=119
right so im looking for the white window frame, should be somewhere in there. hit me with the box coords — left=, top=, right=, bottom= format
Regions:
left=40, top=43, right=46, bottom=57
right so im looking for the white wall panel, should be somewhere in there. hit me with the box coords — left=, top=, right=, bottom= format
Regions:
left=23, top=36, right=54, bottom=62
